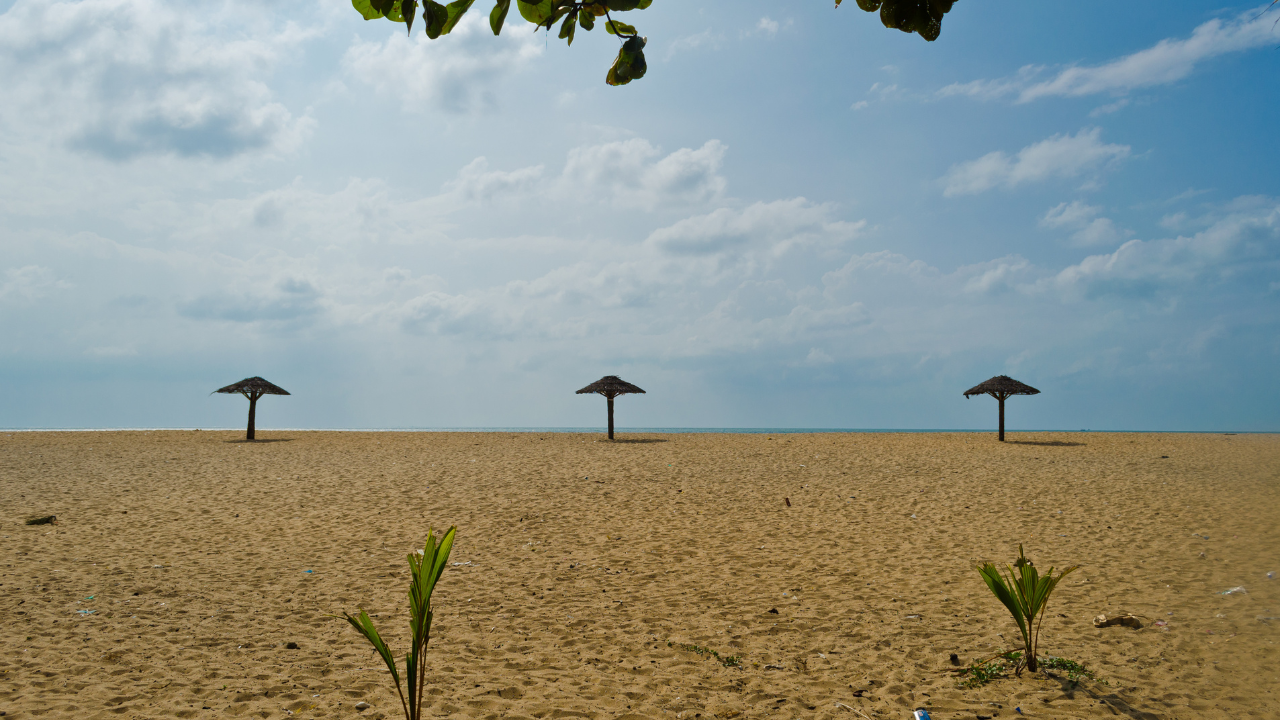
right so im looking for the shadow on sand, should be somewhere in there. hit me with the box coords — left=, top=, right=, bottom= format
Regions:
left=223, top=438, right=295, bottom=444
left=1045, top=674, right=1164, bottom=720
left=1006, top=440, right=1085, bottom=447
left=609, top=438, right=669, bottom=444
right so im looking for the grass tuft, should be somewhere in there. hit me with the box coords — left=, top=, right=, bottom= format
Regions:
left=959, top=652, right=1102, bottom=688
left=1038, top=656, right=1102, bottom=684
left=668, top=641, right=742, bottom=667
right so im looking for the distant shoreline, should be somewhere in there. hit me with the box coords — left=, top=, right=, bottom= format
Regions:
left=0, top=427, right=1272, bottom=434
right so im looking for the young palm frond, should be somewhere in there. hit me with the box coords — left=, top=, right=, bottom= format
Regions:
left=976, top=544, right=1077, bottom=673
left=341, top=526, right=456, bottom=720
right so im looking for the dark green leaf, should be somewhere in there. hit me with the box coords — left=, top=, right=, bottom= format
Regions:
left=880, top=1, right=912, bottom=31
left=605, top=0, right=649, bottom=9
left=441, top=0, right=477, bottom=35
left=604, top=19, right=635, bottom=35
left=371, top=0, right=397, bottom=16
left=424, top=0, right=447, bottom=37
left=578, top=8, right=595, bottom=30
left=490, top=0, right=510, bottom=34
left=403, top=0, right=418, bottom=34
left=516, top=0, right=554, bottom=25
left=559, top=11, right=576, bottom=45
left=544, top=4, right=573, bottom=30
left=606, top=35, right=645, bottom=85
left=353, top=0, right=388, bottom=20
left=343, top=610, right=401, bottom=688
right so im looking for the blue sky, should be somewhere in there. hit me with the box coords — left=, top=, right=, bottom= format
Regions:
left=1, top=0, right=1278, bottom=431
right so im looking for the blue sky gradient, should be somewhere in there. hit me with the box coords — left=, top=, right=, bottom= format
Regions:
left=1, top=0, right=1277, bottom=431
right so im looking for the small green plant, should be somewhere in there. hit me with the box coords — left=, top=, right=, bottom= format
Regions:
left=959, top=651, right=1022, bottom=687
left=959, top=652, right=1100, bottom=688
left=341, top=526, right=456, bottom=720
left=977, top=544, right=1077, bottom=673
left=1038, top=656, right=1100, bottom=684
left=668, top=641, right=741, bottom=667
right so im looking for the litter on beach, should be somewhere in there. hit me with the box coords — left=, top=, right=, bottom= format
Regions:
left=1095, top=613, right=1143, bottom=628
left=1219, top=586, right=1247, bottom=595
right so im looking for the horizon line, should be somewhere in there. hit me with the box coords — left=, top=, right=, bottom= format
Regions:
left=0, top=427, right=1270, bottom=435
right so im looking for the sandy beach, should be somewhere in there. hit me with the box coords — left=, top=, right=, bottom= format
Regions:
left=1, top=430, right=1277, bottom=720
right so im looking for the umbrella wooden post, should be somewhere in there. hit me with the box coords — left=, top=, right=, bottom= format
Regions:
left=215, top=377, right=290, bottom=441
left=576, top=376, right=645, bottom=441
left=963, top=376, right=1039, bottom=442
left=998, top=395, right=1005, bottom=442
left=607, top=396, right=615, bottom=440
left=246, top=392, right=260, bottom=441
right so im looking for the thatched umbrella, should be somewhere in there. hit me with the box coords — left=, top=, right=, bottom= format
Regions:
left=964, top=375, right=1040, bottom=441
left=576, top=376, right=645, bottom=440
left=214, top=377, right=290, bottom=441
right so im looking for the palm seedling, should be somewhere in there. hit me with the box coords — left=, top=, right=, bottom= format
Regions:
left=976, top=544, right=1077, bottom=673
left=341, top=526, right=456, bottom=720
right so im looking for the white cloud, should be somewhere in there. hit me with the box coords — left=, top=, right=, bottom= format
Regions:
left=445, top=158, right=546, bottom=203
left=1069, top=218, right=1125, bottom=247
left=662, top=29, right=724, bottom=60
left=1048, top=201, right=1280, bottom=299
left=86, top=345, right=139, bottom=357
left=961, top=256, right=1032, bottom=295
left=344, top=12, right=542, bottom=113
left=805, top=347, right=834, bottom=365
left=939, top=9, right=1279, bottom=104
left=646, top=199, right=863, bottom=257
left=434, top=138, right=730, bottom=210
left=757, top=17, right=780, bottom=36
left=0, top=0, right=314, bottom=160
left=1041, top=200, right=1101, bottom=228
left=1041, top=200, right=1127, bottom=247
left=941, top=128, right=1130, bottom=196
left=178, top=276, right=325, bottom=325
left=0, top=265, right=70, bottom=303
left=561, top=139, right=727, bottom=208
left=851, top=81, right=908, bottom=110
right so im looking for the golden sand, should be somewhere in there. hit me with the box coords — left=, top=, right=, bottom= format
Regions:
left=2, top=431, right=1278, bottom=720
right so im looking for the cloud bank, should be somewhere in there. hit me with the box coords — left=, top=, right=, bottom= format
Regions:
left=940, top=9, right=1280, bottom=104
left=0, top=0, right=314, bottom=160
left=941, top=128, right=1130, bottom=197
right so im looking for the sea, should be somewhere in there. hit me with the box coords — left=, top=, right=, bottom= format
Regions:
left=1, top=427, right=1260, bottom=434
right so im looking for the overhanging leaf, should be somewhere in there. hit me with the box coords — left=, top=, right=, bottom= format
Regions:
left=490, top=0, right=511, bottom=34
left=558, top=10, right=576, bottom=44
left=403, top=0, right=418, bottom=34
left=353, top=0, right=388, bottom=20
left=424, top=0, right=448, bottom=37
left=441, top=0, right=478, bottom=35
left=605, top=19, right=635, bottom=35
left=516, top=0, right=554, bottom=25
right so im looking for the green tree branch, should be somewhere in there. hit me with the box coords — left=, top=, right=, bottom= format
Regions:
left=352, top=1, right=959, bottom=86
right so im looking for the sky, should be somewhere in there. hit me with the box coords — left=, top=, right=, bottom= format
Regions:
left=1, top=0, right=1278, bottom=432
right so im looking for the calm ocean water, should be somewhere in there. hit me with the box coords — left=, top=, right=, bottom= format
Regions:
left=3, top=427, right=1261, bottom=433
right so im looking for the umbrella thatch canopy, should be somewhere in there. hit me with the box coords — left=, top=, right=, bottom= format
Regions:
left=964, top=375, right=1039, bottom=441
left=215, top=377, right=290, bottom=441
left=576, top=376, right=645, bottom=440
